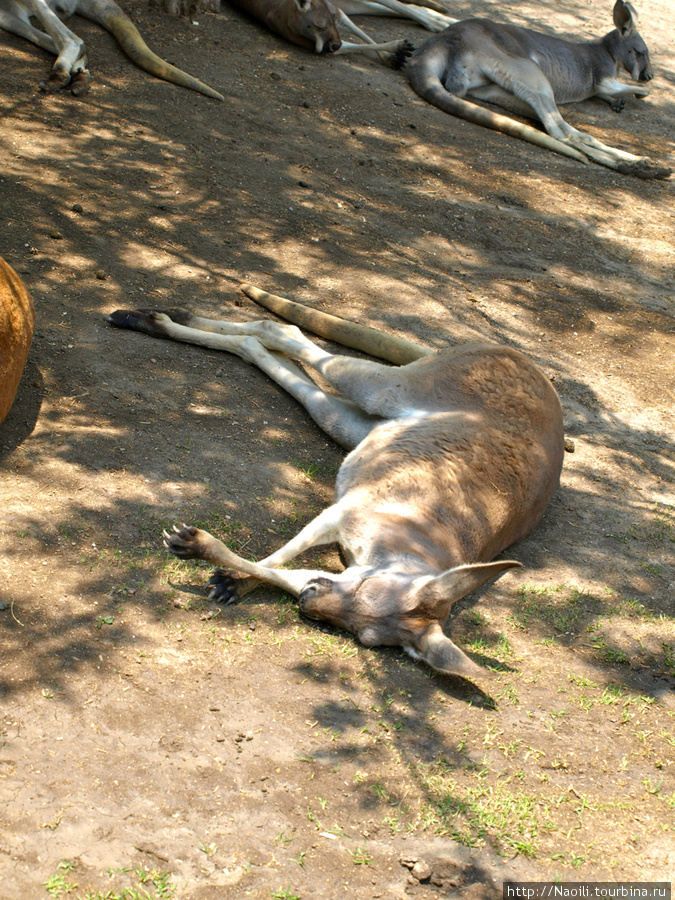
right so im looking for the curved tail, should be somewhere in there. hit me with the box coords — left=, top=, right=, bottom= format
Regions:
left=76, top=0, right=224, bottom=100
left=240, top=284, right=431, bottom=365
left=407, top=60, right=588, bottom=164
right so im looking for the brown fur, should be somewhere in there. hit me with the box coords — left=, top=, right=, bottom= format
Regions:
left=0, top=258, right=35, bottom=425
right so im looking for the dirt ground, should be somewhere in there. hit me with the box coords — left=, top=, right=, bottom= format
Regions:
left=0, top=0, right=674, bottom=896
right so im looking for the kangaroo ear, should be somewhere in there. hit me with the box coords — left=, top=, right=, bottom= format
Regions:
left=406, top=621, right=488, bottom=680
left=414, top=560, right=522, bottom=622
left=613, top=0, right=636, bottom=35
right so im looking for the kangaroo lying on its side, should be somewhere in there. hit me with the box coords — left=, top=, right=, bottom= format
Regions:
left=407, top=0, right=671, bottom=178
left=0, top=0, right=223, bottom=97
left=108, top=286, right=564, bottom=680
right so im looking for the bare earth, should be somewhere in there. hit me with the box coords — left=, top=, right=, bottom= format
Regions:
left=0, top=0, right=674, bottom=896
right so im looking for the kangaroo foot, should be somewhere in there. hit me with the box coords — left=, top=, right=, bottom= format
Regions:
left=617, top=158, right=672, bottom=179
left=206, top=569, right=241, bottom=604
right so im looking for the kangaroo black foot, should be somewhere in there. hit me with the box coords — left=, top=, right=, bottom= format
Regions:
left=392, top=40, right=415, bottom=70
left=207, top=569, right=240, bottom=604
left=106, top=309, right=174, bottom=338
left=617, top=159, right=672, bottom=180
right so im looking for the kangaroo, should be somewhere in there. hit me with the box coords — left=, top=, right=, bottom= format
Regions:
left=226, top=0, right=455, bottom=68
left=407, top=0, right=671, bottom=179
left=0, top=258, right=35, bottom=425
left=107, top=285, right=564, bottom=680
left=0, top=0, right=224, bottom=98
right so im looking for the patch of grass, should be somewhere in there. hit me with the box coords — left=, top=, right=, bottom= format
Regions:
left=591, top=640, right=630, bottom=667
left=305, top=632, right=358, bottom=659
left=466, top=632, right=513, bottom=665
left=45, top=862, right=176, bottom=899
left=45, top=860, right=77, bottom=897
left=270, top=888, right=300, bottom=900
left=605, top=503, right=675, bottom=546
left=568, top=672, right=598, bottom=688
left=511, top=584, right=602, bottom=636
left=416, top=760, right=548, bottom=857
left=290, top=459, right=323, bottom=479
left=351, top=844, right=372, bottom=866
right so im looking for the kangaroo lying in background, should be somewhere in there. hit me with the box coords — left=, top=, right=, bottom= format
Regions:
left=0, top=258, right=35, bottom=425
left=107, top=285, right=564, bottom=679
left=407, top=0, right=671, bottom=179
left=226, top=0, right=455, bottom=68
left=0, top=0, right=223, bottom=97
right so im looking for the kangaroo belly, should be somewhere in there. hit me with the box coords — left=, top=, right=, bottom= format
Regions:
left=335, top=345, right=564, bottom=569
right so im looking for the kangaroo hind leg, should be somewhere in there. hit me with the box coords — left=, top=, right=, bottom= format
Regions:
left=107, top=308, right=379, bottom=450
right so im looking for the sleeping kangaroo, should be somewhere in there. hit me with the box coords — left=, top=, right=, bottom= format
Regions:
left=0, top=0, right=223, bottom=98
left=107, top=285, right=564, bottom=680
left=407, top=0, right=671, bottom=178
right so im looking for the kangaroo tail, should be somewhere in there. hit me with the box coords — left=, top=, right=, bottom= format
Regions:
left=76, top=0, right=224, bottom=100
left=240, top=284, right=431, bottom=365
left=407, top=58, right=588, bottom=164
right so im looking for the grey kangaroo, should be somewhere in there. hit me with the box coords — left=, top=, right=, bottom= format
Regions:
left=107, top=286, right=564, bottom=680
left=407, top=0, right=671, bottom=179
left=0, top=0, right=223, bottom=97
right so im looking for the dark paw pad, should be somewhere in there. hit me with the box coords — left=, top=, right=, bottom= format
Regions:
left=207, top=569, right=240, bottom=604
left=163, top=524, right=202, bottom=560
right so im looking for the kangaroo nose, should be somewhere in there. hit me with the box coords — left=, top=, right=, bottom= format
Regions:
left=329, top=40, right=341, bottom=53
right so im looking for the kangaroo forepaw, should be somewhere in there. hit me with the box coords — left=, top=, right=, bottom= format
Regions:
left=163, top=524, right=208, bottom=560
left=207, top=569, right=240, bottom=604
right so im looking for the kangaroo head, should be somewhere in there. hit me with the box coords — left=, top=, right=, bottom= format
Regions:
left=611, top=0, right=653, bottom=82
left=298, top=559, right=521, bottom=679
left=286, top=0, right=342, bottom=54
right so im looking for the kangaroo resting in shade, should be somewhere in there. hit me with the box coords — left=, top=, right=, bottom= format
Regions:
left=107, top=285, right=565, bottom=680
left=225, top=0, right=456, bottom=69
left=0, top=0, right=224, bottom=98
left=407, top=0, right=671, bottom=179
left=0, top=258, right=35, bottom=425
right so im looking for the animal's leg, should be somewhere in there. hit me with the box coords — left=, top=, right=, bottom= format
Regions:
left=467, top=83, right=539, bottom=119
left=333, top=9, right=413, bottom=67
left=107, top=309, right=380, bottom=449
left=480, top=57, right=668, bottom=176
left=0, top=6, right=58, bottom=53
left=595, top=76, right=650, bottom=112
left=19, top=0, right=88, bottom=91
left=110, top=307, right=417, bottom=419
left=336, top=0, right=455, bottom=32
left=164, top=505, right=342, bottom=599
left=193, top=312, right=424, bottom=420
